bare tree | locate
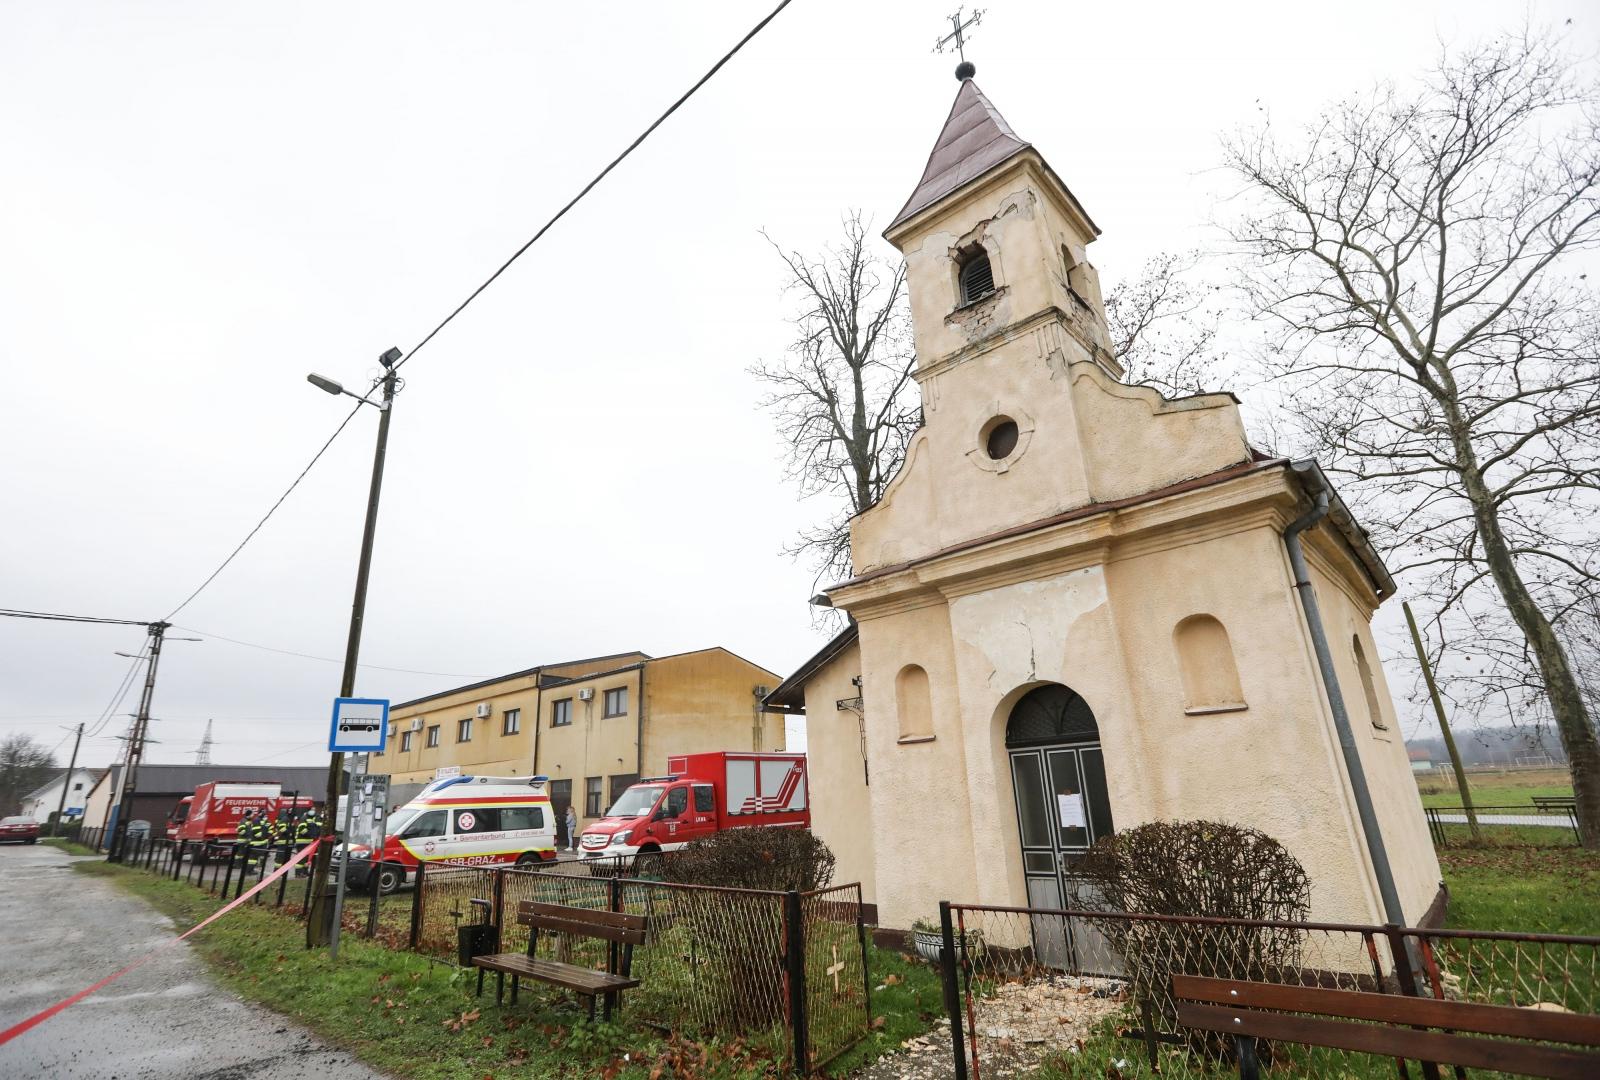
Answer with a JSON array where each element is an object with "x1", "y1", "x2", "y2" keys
[
  {"x1": 753, "y1": 213, "x2": 920, "y2": 589},
  {"x1": 1224, "y1": 28, "x2": 1600, "y2": 844},
  {"x1": 0, "y1": 733, "x2": 56, "y2": 817},
  {"x1": 1104, "y1": 251, "x2": 1225, "y2": 396}
]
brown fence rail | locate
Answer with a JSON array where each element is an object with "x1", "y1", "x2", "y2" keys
[
  {"x1": 407, "y1": 862, "x2": 871, "y2": 1074},
  {"x1": 940, "y1": 901, "x2": 1600, "y2": 1079}
]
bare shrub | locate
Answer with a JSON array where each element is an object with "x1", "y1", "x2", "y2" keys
[
  {"x1": 1070, "y1": 821, "x2": 1311, "y2": 1059},
  {"x1": 663, "y1": 827, "x2": 836, "y2": 893}
]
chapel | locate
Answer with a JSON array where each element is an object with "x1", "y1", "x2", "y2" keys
[{"x1": 763, "y1": 73, "x2": 1440, "y2": 934}]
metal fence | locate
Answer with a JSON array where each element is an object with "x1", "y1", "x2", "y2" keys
[
  {"x1": 407, "y1": 862, "x2": 871, "y2": 1074},
  {"x1": 1425, "y1": 803, "x2": 1583, "y2": 846},
  {"x1": 99, "y1": 833, "x2": 322, "y2": 913},
  {"x1": 938, "y1": 902, "x2": 1600, "y2": 1078}
]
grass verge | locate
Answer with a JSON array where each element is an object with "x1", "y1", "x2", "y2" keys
[
  {"x1": 76, "y1": 860, "x2": 936, "y2": 1078},
  {"x1": 41, "y1": 836, "x2": 98, "y2": 856}
]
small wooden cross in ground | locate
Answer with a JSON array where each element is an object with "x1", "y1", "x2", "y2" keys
[{"x1": 827, "y1": 945, "x2": 846, "y2": 992}]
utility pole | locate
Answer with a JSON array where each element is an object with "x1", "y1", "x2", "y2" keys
[
  {"x1": 50, "y1": 723, "x2": 84, "y2": 838},
  {"x1": 109, "y1": 621, "x2": 168, "y2": 861},
  {"x1": 1403, "y1": 601, "x2": 1481, "y2": 843},
  {"x1": 306, "y1": 351, "x2": 400, "y2": 949}
]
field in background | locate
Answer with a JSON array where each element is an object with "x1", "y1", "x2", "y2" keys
[{"x1": 1414, "y1": 765, "x2": 1572, "y2": 808}]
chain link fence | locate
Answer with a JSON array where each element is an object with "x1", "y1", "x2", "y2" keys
[
  {"x1": 406, "y1": 862, "x2": 870, "y2": 1073},
  {"x1": 940, "y1": 902, "x2": 1600, "y2": 1078}
]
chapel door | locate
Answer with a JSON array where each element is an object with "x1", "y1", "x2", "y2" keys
[{"x1": 1005, "y1": 685, "x2": 1115, "y2": 970}]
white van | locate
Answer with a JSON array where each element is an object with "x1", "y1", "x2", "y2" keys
[{"x1": 339, "y1": 774, "x2": 557, "y2": 893}]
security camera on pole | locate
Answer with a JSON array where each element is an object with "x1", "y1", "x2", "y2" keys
[{"x1": 305, "y1": 346, "x2": 403, "y2": 950}]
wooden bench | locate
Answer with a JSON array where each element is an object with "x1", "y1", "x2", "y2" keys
[
  {"x1": 1172, "y1": 974, "x2": 1600, "y2": 1079},
  {"x1": 472, "y1": 900, "x2": 648, "y2": 1022},
  {"x1": 1532, "y1": 795, "x2": 1577, "y2": 812}
]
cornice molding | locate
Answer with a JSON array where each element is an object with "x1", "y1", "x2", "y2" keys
[{"x1": 831, "y1": 469, "x2": 1304, "y2": 617}]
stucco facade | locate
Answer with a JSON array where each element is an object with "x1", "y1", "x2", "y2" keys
[
  {"x1": 767, "y1": 78, "x2": 1440, "y2": 934},
  {"x1": 384, "y1": 647, "x2": 781, "y2": 836}
]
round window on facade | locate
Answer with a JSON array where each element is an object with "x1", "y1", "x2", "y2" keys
[{"x1": 983, "y1": 417, "x2": 1020, "y2": 460}]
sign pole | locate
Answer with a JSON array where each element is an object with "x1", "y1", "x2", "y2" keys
[
  {"x1": 330, "y1": 753, "x2": 364, "y2": 961},
  {"x1": 366, "y1": 776, "x2": 390, "y2": 937}
]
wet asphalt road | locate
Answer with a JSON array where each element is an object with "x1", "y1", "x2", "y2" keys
[{"x1": 0, "y1": 843, "x2": 384, "y2": 1079}]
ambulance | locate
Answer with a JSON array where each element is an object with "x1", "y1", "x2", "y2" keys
[{"x1": 338, "y1": 774, "x2": 556, "y2": 894}]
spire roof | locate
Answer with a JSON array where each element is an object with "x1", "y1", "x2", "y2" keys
[{"x1": 887, "y1": 79, "x2": 1031, "y2": 232}]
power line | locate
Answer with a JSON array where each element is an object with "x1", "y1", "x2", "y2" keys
[
  {"x1": 162, "y1": 401, "x2": 364, "y2": 621},
  {"x1": 0, "y1": 608, "x2": 150, "y2": 627},
  {"x1": 172, "y1": 623, "x2": 491, "y2": 678},
  {"x1": 84, "y1": 644, "x2": 149, "y2": 740},
  {"x1": 389, "y1": 0, "x2": 796, "y2": 378}
]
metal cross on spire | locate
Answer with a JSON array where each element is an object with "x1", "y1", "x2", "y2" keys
[{"x1": 933, "y1": 7, "x2": 985, "y2": 79}]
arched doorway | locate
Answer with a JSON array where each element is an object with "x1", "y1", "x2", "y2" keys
[{"x1": 1006, "y1": 684, "x2": 1115, "y2": 911}]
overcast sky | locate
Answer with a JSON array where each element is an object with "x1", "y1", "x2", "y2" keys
[{"x1": 2, "y1": 0, "x2": 1591, "y2": 771}]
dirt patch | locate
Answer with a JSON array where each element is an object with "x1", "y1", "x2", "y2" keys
[{"x1": 852, "y1": 975, "x2": 1124, "y2": 1079}]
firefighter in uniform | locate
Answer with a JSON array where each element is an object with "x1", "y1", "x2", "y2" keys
[
  {"x1": 247, "y1": 810, "x2": 270, "y2": 868},
  {"x1": 269, "y1": 811, "x2": 290, "y2": 852}
]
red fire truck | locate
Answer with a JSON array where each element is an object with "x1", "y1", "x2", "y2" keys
[
  {"x1": 165, "y1": 781, "x2": 315, "y2": 845},
  {"x1": 577, "y1": 752, "x2": 809, "y2": 860}
]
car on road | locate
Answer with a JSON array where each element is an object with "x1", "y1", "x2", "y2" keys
[{"x1": 0, "y1": 815, "x2": 41, "y2": 844}]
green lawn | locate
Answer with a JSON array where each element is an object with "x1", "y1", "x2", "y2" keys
[
  {"x1": 1438, "y1": 844, "x2": 1600, "y2": 936},
  {"x1": 75, "y1": 860, "x2": 939, "y2": 1078}
]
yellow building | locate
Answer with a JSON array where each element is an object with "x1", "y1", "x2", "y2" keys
[
  {"x1": 380, "y1": 648, "x2": 782, "y2": 842},
  {"x1": 764, "y1": 75, "x2": 1440, "y2": 935}
]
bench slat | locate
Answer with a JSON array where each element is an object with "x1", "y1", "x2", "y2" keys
[
  {"x1": 1172, "y1": 975, "x2": 1600, "y2": 1046},
  {"x1": 1175, "y1": 1001, "x2": 1600, "y2": 1080},
  {"x1": 473, "y1": 954, "x2": 641, "y2": 994},
  {"x1": 518, "y1": 900, "x2": 647, "y2": 930},
  {"x1": 515, "y1": 900, "x2": 647, "y2": 944},
  {"x1": 516, "y1": 912, "x2": 646, "y2": 945}
]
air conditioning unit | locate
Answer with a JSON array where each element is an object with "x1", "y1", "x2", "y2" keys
[
  {"x1": 387, "y1": 722, "x2": 396, "y2": 737},
  {"x1": 754, "y1": 685, "x2": 771, "y2": 699},
  {"x1": 577, "y1": 688, "x2": 595, "y2": 701},
  {"x1": 476, "y1": 703, "x2": 492, "y2": 718},
  {"x1": 409, "y1": 718, "x2": 425, "y2": 732}
]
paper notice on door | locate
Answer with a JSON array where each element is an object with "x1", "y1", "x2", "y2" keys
[{"x1": 1057, "y1": 793, "x2": 1086, "y2": 830}]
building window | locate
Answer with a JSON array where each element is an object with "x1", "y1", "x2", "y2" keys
[
  {"x1": 401, "y1": 730, "x2": 414, "y2": 753},
  {"x1": 981, "y1": 416, "x2": 1019, "y2": 461},
  {"x1": 1174, "y1": 614, "x2": 1247, "y2": 714},
  {"x1": 958, "y1": 249, "x2": 995, "y2": 304},
  {"x1": 502, "y1": 708, "x2": 521, "y2": 736},
  {"x1": 896, "y1": 664, "x2": 934, "y2": 742},
  {"x1": 73, "y1": 782, "x2": 83, "y2": 792},
  {"x1": 457, "y1": 718, "x2": 473, "y2": 742},
  {"x1": 603, "y1": 687, "x2": 628, "y2": 718},
  {"x1": 426, "y1": 725, "x2": 441, "y2": 748},
  {"x1": 609, "y1": 774, "x2": 639, "y2": 808},
  {"x1": 551, "y1": 698, "x2": 572, "y2": 727},
  {"x1": 585, "y1": 776, "x2": 603, "y2": 817},
  {"x1": 1353, "y1": 635, "x2": 1388, "y2": 730}
]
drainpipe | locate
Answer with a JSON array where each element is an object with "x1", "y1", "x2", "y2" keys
[
  {"x1": 635, "y1": 663, "x2": 647, "y2": 780},
  {"x1": 1282, "y1": 476, "x2": 1409, "y2": 930},
  {"x1": 531, "y1": 673, "x2": 543, "y2": 776}
]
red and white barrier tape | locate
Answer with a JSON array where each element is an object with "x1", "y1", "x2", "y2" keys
[{"x1": 0, "y1": 839, "x2": 324, "y2": 1048}]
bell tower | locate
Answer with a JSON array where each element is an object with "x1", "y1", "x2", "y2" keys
[
  {"x1": 847, "y1": 72, "x2": 1251, "y2": 575},
  {"x1": 884, "y1": 74, "x2": 1116, "y2": 378}
]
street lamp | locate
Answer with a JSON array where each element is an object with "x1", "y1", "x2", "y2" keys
[{"x1": 304, "y1": 345, "x2": 403, "y2": 954}]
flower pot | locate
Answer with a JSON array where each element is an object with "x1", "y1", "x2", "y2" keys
[{"x1": 913, "y1": 930, "x2": 944, "y2": 963}]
